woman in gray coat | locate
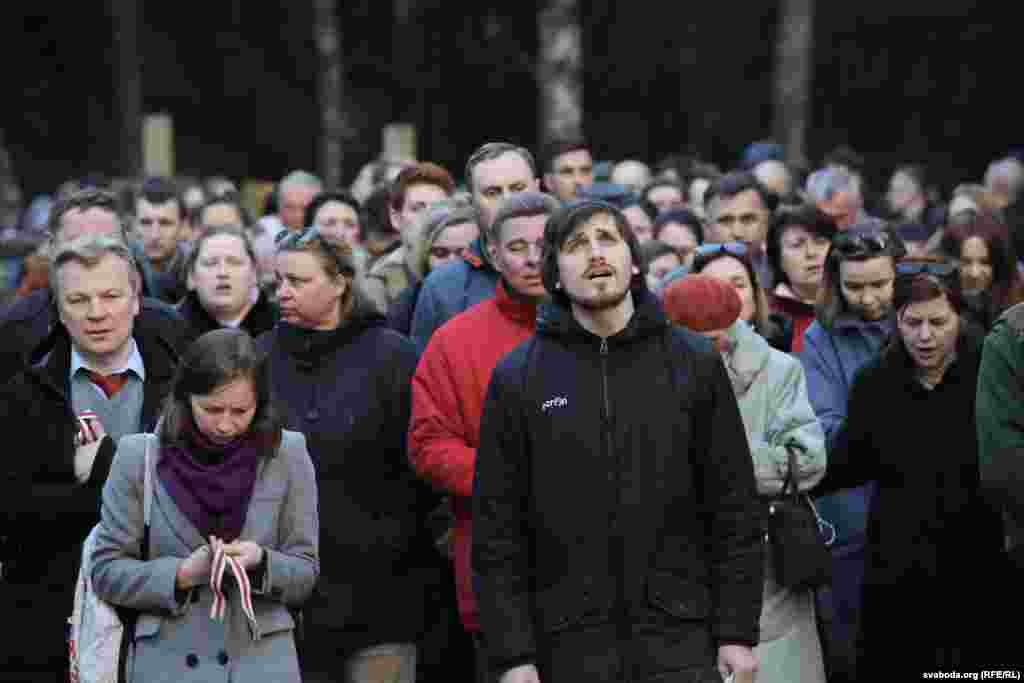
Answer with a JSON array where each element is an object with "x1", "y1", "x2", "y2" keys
[
  {"x1": 664, "y1": 274, "x2": 828, "y2": 683},
  {"x1": 90, "y1": 328, "x2": 319, "y2": 682}
]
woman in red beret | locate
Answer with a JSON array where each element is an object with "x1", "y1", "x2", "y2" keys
[{"x1": 663, "y1": 274, "x2": 828, "y2": 683}]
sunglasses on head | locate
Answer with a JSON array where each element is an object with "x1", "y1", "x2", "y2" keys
[
  {"x1": 275, "y1": 225, "x2": 322, "y2": 248},
  {"x1": 694, "y1": 242, "x2": 748, "y2": 259},
  {"x1": 895, "y1": 260, "x2": 956, "y2": 277},
  {"x1": 832, "y1": 230, "x2": 889, "y2": 256}
]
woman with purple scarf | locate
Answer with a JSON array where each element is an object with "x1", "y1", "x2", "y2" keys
[{"x1": 90, "y1": 328, "x2": 319, "y2": 682}]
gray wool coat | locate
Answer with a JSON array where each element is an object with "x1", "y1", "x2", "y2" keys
[{"x1": 90, "y1": 430, "x2": 319, "y2": 683}]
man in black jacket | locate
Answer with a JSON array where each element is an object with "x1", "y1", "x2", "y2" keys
[
  {"x1": 0, "y1": 188, "x2": 193, "y2": 384},
  {"x1": 472, "y1": 200, "x2": 764, "y2": 682},
  {"x1": 0, "y1": 235, "x2": 180, "y2": 676}
]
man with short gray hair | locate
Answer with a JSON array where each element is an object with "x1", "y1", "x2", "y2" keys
[
  {"x1": 611, "y1": 159, "x2": 652, "y2": 195},
  {"x1": 984, "y1": 157, "x2": 1024, "y2": 210},
  {"x1": 805, "y1": 167, "x2": 869, "y2": 230},
  {"x1": 0, "y1": 234, "x2": 180, "y2": 677},
  {"x1": 410, "y1": 142, "x2": 541, "y2": 351},
  {"x1": 0, "y1": 189, "x2": 192, "y2": 384},
  {"x1": 278, "y1": 170, "x2": 324, "y2": 234}
]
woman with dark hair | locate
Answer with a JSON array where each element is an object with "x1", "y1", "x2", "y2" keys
[
  {"x1": 90, "y1": 328, "x2": 319, "y2": 682},
  {"x1": 815, "y1": 260, "x2": 1003, "y2": 676},
  {"x1": 766, "y1": 204, "x2": 837, "y2": 352},
  {"x1": 652, "y1": 207, "x2": 703, "y2": 267},
  {"x1": 177, "y1": 225, "x2": 278, "y2": 338},
  {"x1": 798, "y1": 222, "x2": 905, "y2": 683},
  {"x1": 691, "y1": 242, "x2": 792, "y2": 351},
  {"x1": 305, "y1": 190, "x2": 369, "y2": 273},
  {"x1": 639, "y1": 239, "x2": 683, "y2": 292},
  {"x1": 258, "y1": 228, "x2": 429, "y2": 680},
  {"x1": 939, "y1": 211, "x2": 1024, "y2": 329}
]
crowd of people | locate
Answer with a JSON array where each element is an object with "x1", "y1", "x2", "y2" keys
[{"x1": 1, "y1": 137, "x2": 1024, "y2": 682}]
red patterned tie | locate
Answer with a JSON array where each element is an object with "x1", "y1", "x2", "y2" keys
[{"x1": 86, "y1": 371, "x2": 127, "y2": 398}]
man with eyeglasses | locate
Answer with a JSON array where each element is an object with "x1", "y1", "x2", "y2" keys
[
  {"x1": 703, "y1": 172, "x2": 776, "y2": 287},
  {"x1": 409, "y1": 191, "x2": 560, "y2": 681},
  {"x1": 410, "y1": 142, "x2": 541, "y2": 352},
  {"x1": 364, "y1": 162, "x2": 455, "y2": 313}
]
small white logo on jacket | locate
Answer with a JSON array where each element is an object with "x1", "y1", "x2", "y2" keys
[{"x1": 541, "y1": 396, "x2": 568, "y2": 412}]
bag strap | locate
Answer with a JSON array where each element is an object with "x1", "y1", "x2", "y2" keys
[
  {"x1": 141, "y1": 434, "x2": 155, "y2": 560},
  {"x1": 781, "y1": 444, "x2": 799, "y2": 499}
]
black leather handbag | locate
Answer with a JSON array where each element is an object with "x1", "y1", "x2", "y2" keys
[{"x1": 766, "y1": 445, "x2": 833, "y2": 590}]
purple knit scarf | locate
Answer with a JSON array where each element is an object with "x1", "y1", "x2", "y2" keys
[{"x1": 156, "y1": 420, "x2": 262, "y2": 542}]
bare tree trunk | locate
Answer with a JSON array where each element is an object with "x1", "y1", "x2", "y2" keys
[
  {"x1": 315, "y1": 0, "x2": 345, "y2": 187},
  {"x1": 0, "y1": 129, "x2": 21, "y2": 230},
  {"x1": 773, "y1": 0, "x2": 815, "y2": 169},
  {"x1": 110, "y1": 0, "x2": 142, "y2": 178},
  {"x1": 538, "y1": 0, "x2": 583, "y2": 147}
]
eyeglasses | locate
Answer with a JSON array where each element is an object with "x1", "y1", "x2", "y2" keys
[
  {"x1": 832, "y1": 230, "x2": 889, "y2": 256},
  {"x1": 895, "y1": 260, "x2": 956, "y2": 277},
  {"x1": 429, "y1": 245, "x2": 471, "y2": 261},
  {"x1": 275, "y1": 225, "x2": 321, "y2": 248},
  {"x1": 694, "y1": 242, "x2": 748, "y2": 259}
]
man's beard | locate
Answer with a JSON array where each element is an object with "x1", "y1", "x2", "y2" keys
[{"x1": 568, "y1": 285, "x2": 630, "y2": 312}]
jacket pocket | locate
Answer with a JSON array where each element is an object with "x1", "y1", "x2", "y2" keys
[
  {"x1": 256, "y1": 606, "x2": 295, "y2": 637},
  {"x1": 646, "y1": 571, "x2": 711, "y2": 620},
  {"x1": 534, "y1": 578, "x2": 612, "y2": 633},
  {"x1": 133, "y1": 612, "x2": 161, "y2": 640}
]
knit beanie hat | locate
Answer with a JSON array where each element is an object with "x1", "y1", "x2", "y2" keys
[{"x1": 662, "y1": 274, "x2": 742, "y2": 332}]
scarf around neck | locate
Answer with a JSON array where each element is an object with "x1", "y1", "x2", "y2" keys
[{"x1": 157, "y1": 419, "x2": 263, "y2": 541}]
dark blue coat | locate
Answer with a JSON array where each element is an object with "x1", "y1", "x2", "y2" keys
[{"x1": 257, "y1": 310, "x2": 431, "y2": 649}]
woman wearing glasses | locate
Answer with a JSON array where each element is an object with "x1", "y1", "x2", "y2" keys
[
  {"x1": 387, "y1": 199, "x2": 479, "y2": 337},
  {"x1": 257, "y1": 229, "x2": 430, "y2": 681},
  {"x1": 177, "y1": 225, "x2": 278, "y2": 338},
  {"x1": 813, "y1": 259, "x2": 1003, "y2": 676},
  {"x1": 939, "y1": 211, "x2": 1024, "y2": 330},
  {"x1": 766, "y1": 204, "x2": 837, "y2": 353},
  {"x1": 690, "y1": 241, "x2": 792, "y2": 351},
  {"x1": 797, "y1": 223, "x2": 903, "y2": 683}
]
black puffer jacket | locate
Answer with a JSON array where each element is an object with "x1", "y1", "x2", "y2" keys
[
  {"x1": 257, "y1": 310, "x2": 432, "y2": 649},
  {"x1": 472, "y1": 286, "x2": 764, "y2": 679}
]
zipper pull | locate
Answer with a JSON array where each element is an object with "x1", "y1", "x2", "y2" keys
[{"x1": 600, "y1": 338, "x2": 608, "y2": 355}]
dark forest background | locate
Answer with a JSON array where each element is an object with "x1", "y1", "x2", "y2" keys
[{"x1": 2, "y1": 2, "x2": 1015, "y2": 200}]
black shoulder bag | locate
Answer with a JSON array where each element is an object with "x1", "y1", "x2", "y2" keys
[{"x1": 766, "y1": 444, "x2": 833, "y2": 590}]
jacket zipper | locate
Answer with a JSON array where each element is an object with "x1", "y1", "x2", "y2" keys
[{"x1": 601, "y1": 337, "x2": 630, "y2": 682}]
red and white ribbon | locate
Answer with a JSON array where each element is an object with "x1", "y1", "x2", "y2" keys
[{"x1": 209, "y1": 545, "x2": 262, "y2": 641}]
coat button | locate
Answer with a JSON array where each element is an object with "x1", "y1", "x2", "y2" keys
[
  {"x1": 186, "y1": 653, "x2": 199, "y2": 668},
  {"x1": 305, "y1": 409, "x2": 320, "y2": 421},
  {"x1": 217, "y1": 650, "x2": 229, "y2": 666}
]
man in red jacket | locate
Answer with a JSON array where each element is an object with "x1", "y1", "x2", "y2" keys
[{"x1": 408, "y1": 191, "x2": 560, "y2": 677}]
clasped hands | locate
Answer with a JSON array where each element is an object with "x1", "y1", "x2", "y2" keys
[{"x1": 175, "y1": 535, "x2": 264, "y2": 591}]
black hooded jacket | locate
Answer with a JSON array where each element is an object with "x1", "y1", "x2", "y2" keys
[{"x1": 472, "y1": 285, "x2": 764, "y2": 676}]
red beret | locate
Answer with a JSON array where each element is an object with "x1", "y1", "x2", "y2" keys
[{"x1": 662, "y1": 274, "x2": 742, "y2": 332}]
